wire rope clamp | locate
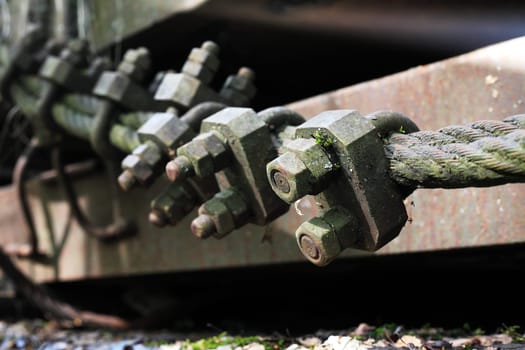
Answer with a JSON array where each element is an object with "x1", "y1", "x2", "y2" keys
[{"x1": 267, "y1": 110, "x2": 411, "y2": 266}]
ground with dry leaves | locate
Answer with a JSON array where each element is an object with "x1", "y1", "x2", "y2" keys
[{"x1": 1, "y1": 320, "x2": 524, "y2": 350}]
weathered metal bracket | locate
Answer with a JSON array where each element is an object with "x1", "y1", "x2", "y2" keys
[
  {"x1": 267, "y1": 110, "x2": 419, "y2": 266},
  {"x1": 118, "y1": 41, "x2": 256, "y2": 192},
  {"x1": 165, "y1": 107, "x2": 304, "y2": 239}
]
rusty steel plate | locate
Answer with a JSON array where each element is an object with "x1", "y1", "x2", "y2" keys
[
  {"x1": 1, "y1": 37, "x2": 524, "y2": 282},
  {"x1": 285, "y1": 36, "x2": 525, "y2": 256}
]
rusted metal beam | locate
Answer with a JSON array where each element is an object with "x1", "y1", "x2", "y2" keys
[
  {"x1": 284, "y1": 36, "x2": 525, "y2": 255},
  {"x1": 1, "y1": 37, "x2": 524, "y2": 282}
]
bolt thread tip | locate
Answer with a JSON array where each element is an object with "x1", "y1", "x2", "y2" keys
[
  {"x1": 118, "y1": 170, "x2": 136, "y2": 191},
  {"x1": 202, "y1": 41, "x2": 220, "y2": 55},
  {"x1": 238, "y1": 67, "x2": 255, "y2": 81},
  {"x1": 149, "y1": 209, "x2": 168, "y2": 227},
  {"x1": 165, "y1": 156, "x2": 193, "y2": 183},
  {"x1": 191, "y1": 215, "x2": 216, "y2": 239},
  {"x1": 299, "y1": 235, "x2": 321, "y2": 261}
]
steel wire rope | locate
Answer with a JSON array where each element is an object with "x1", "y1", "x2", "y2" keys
[{"x1": 384, "y1": 114, "x2": 525, "y2": 188}]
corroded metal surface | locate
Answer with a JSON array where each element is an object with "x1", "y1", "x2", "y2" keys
[
  {"x1": 1, "y1": 37, "x2": 524, "y2": 282},
  {"x1": 0, "y1": 186, "x2": 26, "y2": 247},
  {"x1": 69, "y1": 1, "x2": 208, "y2": 52},
  {"x1": 284, "y1": 36, "x2": 525, "y2": 256}
]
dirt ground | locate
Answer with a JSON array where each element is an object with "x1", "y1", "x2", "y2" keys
[{"x1": 1, "y1": 319, "x2": 524, "y2": 350}]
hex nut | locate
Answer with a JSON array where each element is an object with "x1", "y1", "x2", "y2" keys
[
  {"x1": 222, "y1": 74, "x2": 256, "y2": 97},
  {"x1": 220, "y1": 88, "x2": 250, "y2": 107},
  {"x1": 93, "y1": 71, "x2": 130, "y2": 101},
  {"x1": 60, "y1": 40, "x2": 87, "y2": 66},
  {"x1": 201, "y1": 107, "x2": 264, "y2": 140},
  {"x1": 138, "y1": 112, "x2": 194, "y2": 152},
  {"x1": 220, "y1": 74, "x2": 256, "y2": 105},
  {"x1": 121, "y1": 154, "x2": 153, "y2": 184},
  {"x1": 154, "y1": 72, "x2": 204, "y2": 108},
  {"x1": 266, "y1": 151, "x2": 312, "y2": 203},
  {"x1": 182, "y1": 60, "x2": 215, "y2": 85},
  {"x1": 118, "y1": 60, "x2": 147, "y2": 82},
  {"x1": 295, "y1": 216, "x2": 342, "y2": 266},
  {"x1": 132, "y1": 141, "x2": 162, "y2": 166},
  {"x1": 198, "y1": 196, "x2": 235, "y2": 237},
  {"x1": 118, "y1": 47, "x2": 151, "y2": 82},
  {"x1": 151, "y1": 184, "x2": 197, "y2": 225},
  {"x1": 193, "y1": 131, "x2": 229, "y2": 170},
  {"x1": 215, "y1": 188, "x2": 249, "y2": 226},
  {"x1": 151, "y1": 192, "x2": 175, "y2": 217},
  {"x1": 322, "y1": 207, "x2": 358, "y2": 248},
  {"x1": 177, "y1": 139, "x2": 214, "y2": 178},
  {"x1": 39, "y1": 56, "x2": 72, "y2": 84},
  {"x1": 66, "y1": 39, "x2": 88, "y2": 55},
  {"x1": 187, "y1": 46, "x2": 220, "y2": 71},
  {"x1": 87, "y1": 57, "x2": 111, "y2": 79},
  {"x1": 285, "y1": 138, "x2": 335, "y2": 186},
  {"x1": 122, "y1": 47, "x2": 151, "y2": 70}
]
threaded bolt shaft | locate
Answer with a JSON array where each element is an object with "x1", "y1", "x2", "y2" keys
[
  {"x1": 148, "y1": 209, "x2": 168, "y2": 227},
  {"x1": 118, "y1": 169, "x2": 136, "y2": 191},
  {"x1": 191, "y1": 214, "x2": 217, "y2": 239},
  {"x1": 238, "y1": 67, "x2": 255, "y2": 81},
  {"x1": 165, "y1": 156, "x2": 194, "y2": 183},
  {"x1": 202, "y1": 41, "x2": 219, "y2": 56}
]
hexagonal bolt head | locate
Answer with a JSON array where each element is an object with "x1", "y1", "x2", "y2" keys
[
  {"x1": 266, "y1": 138, "x2": 335, "y2": 203},
  {"x1": 295, "y1": 208, "x2": 356, "y2": 266},
  {"x1": 119, "y1": 154, "x2": 153, "y2": 189},
  {"x1": 138, "y1": 112, "x2": 193, "y2": 153}
]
